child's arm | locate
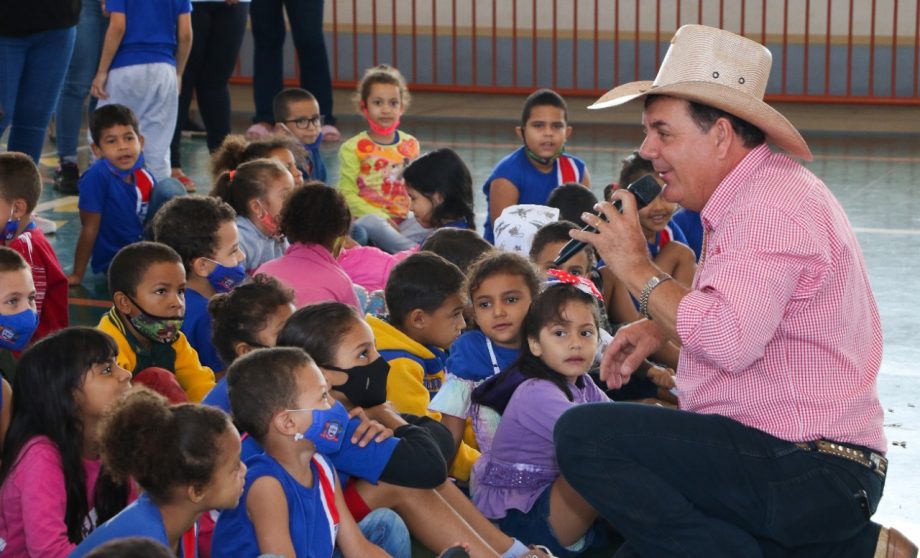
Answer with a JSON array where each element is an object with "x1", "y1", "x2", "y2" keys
[
  {"x1": 68, "y1": 211, "x2": 101, "y2": 285},
  {"x1": 172, "y1": 334, "x2": 216, "y2": 403},
  {"x1": 655, "y1": 241, "x2": 697, "y2": 288},
  {"x1": 332, "y1": 475, "x2": 391, "y2": 558},
  {"x1": 175, "y1": 13, "x2": 192, "y2": 90},
  {"x1": 487, "y1": 178, "x2": 519, "y2": 227},
  {"x1": 438, "y1": 414, "x2": 466, "y2": 453},
  {"x1": 247, "y1": 476, "x2": 297, "y2": 558},
  {"x1": 90, "y1": 12, "x2": 126, "y2": 99},
  {"x1": 0, "y1": 378, "x2": 11, "y2": 453},
  {"x1": 581, "y1": 167, "x2": 592, "y2": 188}
]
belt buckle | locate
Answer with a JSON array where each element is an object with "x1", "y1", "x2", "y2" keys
[{"x1": 870, "y1": 452, "x2": 888, "y2": 479}]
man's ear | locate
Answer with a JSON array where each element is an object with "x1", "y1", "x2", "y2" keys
[
  {"x1": 713, "y1": 117, "x2": 734, "y2": 157},
  {"x1": 112, "y1": 291, "x2": 134, "y2": 314}
]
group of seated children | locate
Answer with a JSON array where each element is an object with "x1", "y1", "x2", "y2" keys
[{"x1": 0, "y1": 59, "x2": 700, "y2": 557}]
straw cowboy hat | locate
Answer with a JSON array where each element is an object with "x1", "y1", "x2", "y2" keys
[{"x1": 590, "y1": 24, "x2": 813, "y2": 161}]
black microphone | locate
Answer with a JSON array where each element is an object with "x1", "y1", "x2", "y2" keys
[{"x1": 553, "y1": 174, "x2": 663, "y2": 266}]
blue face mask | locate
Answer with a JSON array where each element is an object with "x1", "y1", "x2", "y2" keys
[
  {"x1": 102, "y1": 152, "x2": 146, "y2": 181},
  {"x1": 0, "y1": 307, "x2": 39, "y2": 351},
  {"x1": 205, "y1": 259, "x2": 246, "y2": 293},
  {"x1": 293, "y1": 401, "x2": 350, "y2": 454}
]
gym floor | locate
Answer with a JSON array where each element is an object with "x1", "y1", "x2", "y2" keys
[{"x1": 21, "y1": 87, "x2": 920, "y2": 544}]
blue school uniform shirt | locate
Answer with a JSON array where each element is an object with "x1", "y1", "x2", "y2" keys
[
  {"x1": 482, "y1": 147, "x2": 587, "y2": 243},
  {"x1": 202, "y1": 381, "x2": 398, "y2": 485},
  {"x1": 446, "y1": 330, "x2": 520, "y2": 381},
  {"x1": 212, "y1": 453, "x2": 339, "y2": 558},
  {"x1": 107, "y1": 0, "x2": 192, "y2": 69},
  {"x1": 69, "y1": 493, "x2": 197, "y2": 557},
  {"x1": 78, "y1": 159, "x2": 149, "y2": 274},
  {"x1": 180, "y1": 289, "x2": 223, "y2": 372},
  {"x1": 671, "y1": 208, "x2": 703, "y2": 261}
]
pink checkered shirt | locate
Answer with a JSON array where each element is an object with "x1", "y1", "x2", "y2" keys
[{"x1": 675, "y1": 145, "x2": 886, "y2": 453}]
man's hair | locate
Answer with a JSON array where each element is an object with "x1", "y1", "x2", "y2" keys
[
  {"x1": 273, "y1": 87, "x2": 318, "y2": 123},
  {"x1": 385, "y1": 251, "x2": 465, "y2": 327},
  {"x1": 645, "y1": 95, "x2": 765, "y2": 148},
  {"x1": 90, "y1": 104, "x2": 141, "y2": 145},
  {"x1": 227, "y1": 347, "x2": 313, "y2": 442},
  {"x1": 108, "y1": 241, "x2": 183, "y2": 298},
  {"x1": 153, "y1": 196, "x2": 237, "y2": 273},
  {"x1": 0, "y1": 152, "x2": 41, "y2": 212},
  {"x1": 521, "y1": 88, "x2": 568, "y2": 127}
]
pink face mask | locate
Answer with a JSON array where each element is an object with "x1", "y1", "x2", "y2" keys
[
  {"x1": 361, "y1": 106, "x2": 400, "y2": 136},
  {"x1": 256, "y1": 201, "x2": 281, "y2": 237}
]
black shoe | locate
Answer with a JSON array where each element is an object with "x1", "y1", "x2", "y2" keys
[{"x1": 53, "y1": 162, "x2": 80, "y2": 195}]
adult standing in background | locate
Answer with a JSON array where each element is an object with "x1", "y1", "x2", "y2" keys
[
  {"x1": 52, "y1": 0, "x2": 108, "y2": 195},
  {"x1": 168, "y1": 0, "x2": 251, "y2": 192},
  {"x1": 555, "y1": 25, "x2": 917, "y2": 558},
  {"x1": 245, "y1": 0, "x2": 341, "y2": 142},
  {"x1": 0, "y1": 0, "x2": 78, "y2": 164}
]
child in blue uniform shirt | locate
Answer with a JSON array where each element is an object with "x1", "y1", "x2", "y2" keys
[
  {"x1": 70, "y1": 389, "x2": 246, "y2": 557},
  {"x1": 482, "y1": 89, "x2": 591, "y2": 243},
  {"x1": 273, "y1": 87, "x2": 327, "y2": 182},
  {"x1": 212, "y1": 347, "x2": 408, "y2": 557},
  {"x1": 68, "y1": 104, "x2": 185, "y2": 285},
  {"x1": 153, "y1": 196, "x2": 247, "y2": 374}
]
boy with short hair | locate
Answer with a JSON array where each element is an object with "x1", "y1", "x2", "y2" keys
[
  {"x1": 367, "y1": 251, "x2": 480, "y2": 480},
  {"x1": 153, "y1": 196, "x2": 245, "y2": 373},
  {"x1": 272, "y1": 87, "x2": 326, "y2": 182},
  {"x1": 98, "y1": 241, "x2": 216, "y2": 402},
  {"x1": 90, "y1": 0, "x2": 192, "y2": 181},
  {"x1": 68, "y1": 105, "x2": 185, "y2": 285},
  {"x1": 0, "y1": 153, "x2": 69, "y2": 342}
]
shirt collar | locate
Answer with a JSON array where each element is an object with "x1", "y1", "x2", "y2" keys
[{"x1": 699, "y1": 144, "x2": 772, "y2": 232}]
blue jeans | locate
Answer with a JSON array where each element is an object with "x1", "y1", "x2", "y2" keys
[
  {"x1": 249, "y1": 0, "x2": 335, "y2": 124},
  {"x1": 555, "y1": 403, "x2": 884, "y2": 558},
  {"x1": 0, "y1": 27, "x2": 76, "y2": 162},
  {"x1": 55, "y1": 0, "x2": 107, "y2": 161},
  {"x1": 332, "y1": 508, "x2": 410, "y2": 558}
]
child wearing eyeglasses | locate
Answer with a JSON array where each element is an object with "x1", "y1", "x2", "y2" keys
[{"x1": 272, "y1": 87, "x2": 327, "y2": 182}]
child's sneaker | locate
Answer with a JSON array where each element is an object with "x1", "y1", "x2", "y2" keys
[
  {"x1": 321, "y1": 123, "x2": 342, "y2": 142},
  {"x1": 245, "y1": 122, "x2": 273, "y2": 140},
  {"x1": 53, "y1": 161, "x2": 80, "y2": 195},
  {"x1": 33, "y1": 215, "x2": 58, "y2": 235}
]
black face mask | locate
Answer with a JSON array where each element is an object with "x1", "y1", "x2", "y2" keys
[{"x1": 327, "y1": 356, "x2": 391, "y2": 408}]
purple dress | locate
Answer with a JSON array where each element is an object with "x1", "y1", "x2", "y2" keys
[{"x1": 472, "y1": 376, "x2": 608, "y2": 519}]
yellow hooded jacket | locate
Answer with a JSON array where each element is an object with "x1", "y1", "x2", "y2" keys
[
  {"x1": 367, "y1": 315, "x2": 480, "y2": 481},
  {"x1": 98, "y1": 309, "x2": 216, "y2": 403}
]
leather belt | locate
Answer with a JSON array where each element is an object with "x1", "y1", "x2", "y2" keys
[{"x1": 795, "y1": 440, "x2": 887, "y2": 479}]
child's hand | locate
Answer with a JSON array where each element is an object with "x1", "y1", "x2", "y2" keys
[
  {"x1": 66, "y1": 273, "x2": 83, "y2": 287},
  {"x1": 646, "y1": 364, "x2": 676, "y2": 389},
  {"x1": 91, "y1": 72, "x2": 109, "y2": 99},
  {"x1": 348, "y1": 406, "x2": 393, "y2": 446}
]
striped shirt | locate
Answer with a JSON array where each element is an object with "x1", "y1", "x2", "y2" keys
[{"x1": 675, "y1": 145, "x2": 886, "y2": 453}]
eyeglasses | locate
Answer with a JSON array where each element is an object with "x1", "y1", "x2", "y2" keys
[{"x1": 283, "y1": 115, "x2": 324, "y2": 129}]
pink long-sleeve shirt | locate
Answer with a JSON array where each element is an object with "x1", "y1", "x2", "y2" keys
[
  {"x1": 1, "y1": 437, "x2": 103, "y2": 557},
  {"x1": 674, "y1": 145, "x2": 886, "y2": 453},
  {"x1": 256, "y1": 242, "x2": 361, "y2": 310}
]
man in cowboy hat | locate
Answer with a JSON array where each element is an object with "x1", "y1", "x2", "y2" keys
[{"x1": 554, "y1": 25, "x2": 917, "y2": 557}]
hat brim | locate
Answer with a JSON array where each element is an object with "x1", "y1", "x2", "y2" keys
[{"x1": 589, "y1": 80, "x2": 813, "y2": 161}]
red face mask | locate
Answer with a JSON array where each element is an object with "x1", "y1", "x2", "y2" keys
[{"x1": 361, "y1": 106, "x2": 400, "y2": 136}]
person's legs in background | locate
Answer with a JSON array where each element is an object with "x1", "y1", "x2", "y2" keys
[
  {"x1": 284, "y1": 0, "x2": 340, "y2": 141},
  {"x1": 0, "y1": 27, "x2": 76, "y2": 163},
  {"x1": 54, "y1": 0, "x2": 106, "y2": 193},
  {"x1": 248, "y1": 0, "x2": 286, "y2": 137}
]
